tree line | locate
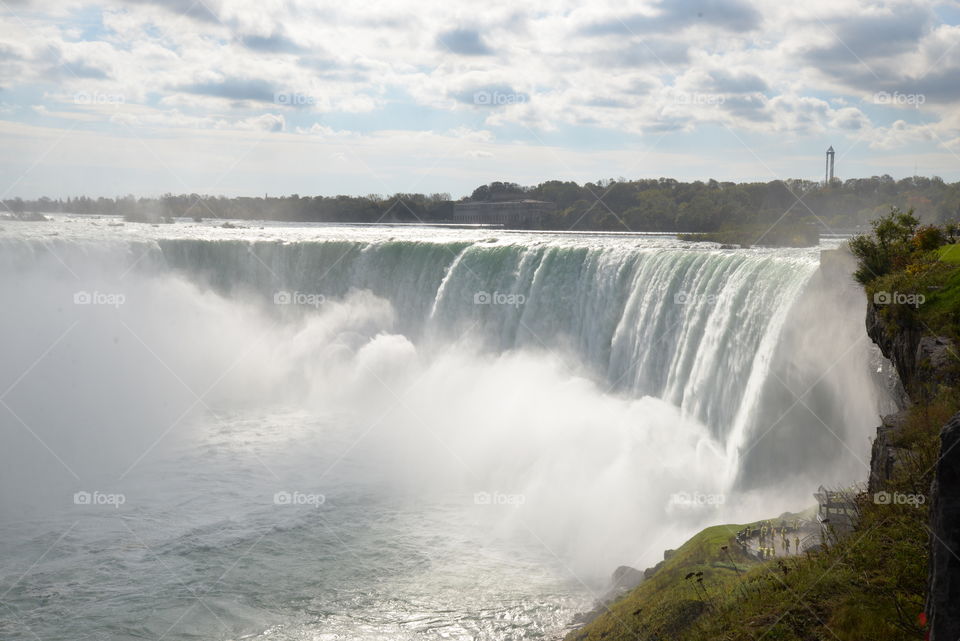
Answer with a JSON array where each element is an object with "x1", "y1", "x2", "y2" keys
[{"x1": 4, "y1": 175, "x2": 959, "y2": 232}]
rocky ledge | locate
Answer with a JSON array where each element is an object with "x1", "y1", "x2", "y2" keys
[{"x1": 865, "y1": 302, "x2": 959, "y2": 393}]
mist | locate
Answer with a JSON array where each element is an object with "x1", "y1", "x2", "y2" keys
[{"x1": 0, "y1": 232, "x2": 891, "y2": 593}]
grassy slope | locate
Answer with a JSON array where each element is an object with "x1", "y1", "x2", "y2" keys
[
  {"x1": 569, "y1": 486, "x2": 933, "y2": 641},
  {"x1": 868, "y1": 243, "x2": 960, "y2": 339},
  {"x1": 568, "y1": 392, "x2": 949, "y2": 641},
  {"x1": 566, "y1": 522, "x2": 757, "y2": 641}
]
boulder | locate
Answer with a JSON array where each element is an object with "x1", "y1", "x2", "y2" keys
[
  {"x1": 868, "y1": 410, "x2": 910, "y2": 494},
  {"x1": 610, "y1": 565, "x2": 644, "y2": 593}
]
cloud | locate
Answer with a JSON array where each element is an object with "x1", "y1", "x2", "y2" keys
[
  {"x1": 580, "y1": 0, "x2": 761, "y2": 36},
  {"x1": 239, "y1": 32, "x2": 304, "y2": 54},
  {"x1": 581, "y1": 97, "x2": 632, "y2": 108},
  {"x1": 297, "y1": 55, "x2": 343, "y2": 72},
  {"x1": 106, "y1": 106, "x2": 285, "y2": 133},
  {"x1": 0, "y1": 42, "x2": 23, "y2": 60},
  {"x1": 703, "y1": 68, "x2": 768, "y2": 94},
  {"x1": 59, "y1": 59, "x2": 110, "y2": 79},
  {"x1": 121, "y1": 0, "x2": 221, "y2": 23},
  {"x1": 829, "y1": 107, "x2": 868, "y2": 130},
  {"x1": 911, "y1": 69, "x2": 960, "y2": 103},
  {"x1": 235, "y1": 113, "x2": 284, "y2": 132},
  {"x1": 590, "y1": 40, "x2": 690, "y2": 68},
  {"x1": 437, "y1": 28, "x2": 493, "y2": 55},
  {"x1": 450, "y1": 84, "x2": 529, "y2": 108},
  {"x1": 3, "y1": 0, "x2": 960, "y2": 197},
  {"x1": 720, "y1": 94, "x2": 772, "y2": 122},
  {"x1": 176, "y1": 77, "x2": 278, "y2": 103},
  {"x1": 802, "y1": 5, "x2": 932, "y2": 65},
  {"x1": 297, "y1": 123, "x2": 355, "y2": 137}
]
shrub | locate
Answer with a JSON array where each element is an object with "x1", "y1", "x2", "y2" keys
[{"x1": 913, "y1": 225, "x2": 947, "y2": 251}]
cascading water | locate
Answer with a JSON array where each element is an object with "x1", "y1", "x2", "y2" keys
[
  {"x1": 0, "y1": 217, "x2": 895, "y2": 641},
  {"x1": 146, "y1": 236, "x2": 819, "y2": 441}
]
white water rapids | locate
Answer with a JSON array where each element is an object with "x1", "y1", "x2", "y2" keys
[{"x1": 0, "y1": 217, "x2": 897, "y2": 640}]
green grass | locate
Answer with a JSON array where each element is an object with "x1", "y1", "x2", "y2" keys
[
  {"x1": 936, "y1": 243, "x2": 960, "y2": 264},
  {"x1": 567, "y1": 512, "x2": 813, "y2": 641},
  {"x1": 917, "y1": 270, "x2": 960, "y2": 335},
  {"x1": 864, "y1": 243, "x2": 960, "y2": 341},
  {"x1": 566, "y1": 396, "x2": 946, "y2": 641},
  {"x1": 565, "y1": 522, "x2": 756, "y2": 641}
]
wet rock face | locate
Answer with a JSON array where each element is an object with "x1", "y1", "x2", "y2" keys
[
  {"x1": 917, "y1": 336, "x2": 960, "y2": 386},
  {"x1": 865, "y1": 303, "x2": 959, "y2": 393},
  {"x1": 868, "y1": 410, "x2": 910, "y2": 494},
  {"x1": 927, "y1": 413, "x2": 960, "y2": 641},
  {"x1": 865, "y1": 302, "x2": 919, "y2": 388}
]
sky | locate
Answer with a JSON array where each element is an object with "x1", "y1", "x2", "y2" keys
[{"x1": 0, "y1": 0, "x2": 959, "y2": 199}]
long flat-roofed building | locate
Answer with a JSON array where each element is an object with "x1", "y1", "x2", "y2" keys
[{"x1": 453, "y1": 199, "x2": 556, "y2": 227}]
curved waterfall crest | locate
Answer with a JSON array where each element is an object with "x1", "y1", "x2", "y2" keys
[{"x1": 2, "y1": 232, "x2": 823, "y2": 458}]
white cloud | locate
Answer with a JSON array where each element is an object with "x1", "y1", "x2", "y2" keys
[{"x1": 1, "y1": 0, "x2": 959, "y2": 194}]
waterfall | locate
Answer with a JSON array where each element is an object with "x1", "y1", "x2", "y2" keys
[
  {"x1": 0, "y1": 230, "x2": 873, "y2": 478},
  {"x1": 0, "y1": 223, "x2": 895, "y2": 621}
]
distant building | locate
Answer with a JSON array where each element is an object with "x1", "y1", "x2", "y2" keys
[
  {"x1": 453, "y1": 199, "x2": 556, "y2": 227},
  {"x1": 825, "y1": 146, "x2": 835, "y2": 183}
]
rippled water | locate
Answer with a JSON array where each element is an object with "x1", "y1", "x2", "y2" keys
[{"x1": 0, "y1": 408, "x2": 590, "y2": 641}]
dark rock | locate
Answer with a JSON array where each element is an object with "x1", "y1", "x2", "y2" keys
[
  {"x1": 643, "y1": 560, "x2": 666, "y2": 579},
  {"x1": 610, "y1": 565, "x2": 644, "y2": 593},
  {"x1": 566, "y1": 566, "x2": 646, "y2": 631},
  {"x1": 927, "y1": 412, "x2": 960, "y2": 641},
  {"x1": 866, "y1": 302, "x2": 923, "y2": 390},
  {"x1": 917, "y1": 336, "x2": 960, "y2": 385},
  {"x1": 868, "y1": 410, "x2": 910, "y2": 494},
  {"x1": 865, "y1": 303, "x2": 960, "y2": 393}
]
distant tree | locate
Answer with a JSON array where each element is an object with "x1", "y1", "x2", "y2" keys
[{"x1": 849, "y1": 207, "x2": 920, "y2": 284}]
